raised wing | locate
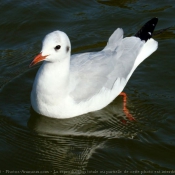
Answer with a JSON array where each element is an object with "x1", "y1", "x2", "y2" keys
[{"x1": 69, "y1": 28, "x2": 145, "y2": 102}]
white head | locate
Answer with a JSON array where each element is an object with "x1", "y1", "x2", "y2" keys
[{"x1": 30, "y1": 30, "x2": 71, "y2": 67}]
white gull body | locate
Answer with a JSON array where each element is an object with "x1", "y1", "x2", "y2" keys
[{"x1": 31, "y1": 22, "x2": 158, "y2": 118}]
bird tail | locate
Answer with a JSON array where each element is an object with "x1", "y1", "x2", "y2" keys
[{"x1": 133, "y1": 18, "x2": 159, "y2": 69}]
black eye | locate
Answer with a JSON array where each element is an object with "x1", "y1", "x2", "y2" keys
[{"x1": 54, "y1": 45, "x2": 61, "y2": 50}]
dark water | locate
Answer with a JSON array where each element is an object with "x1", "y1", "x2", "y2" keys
[{"x1": 0, "y1": 0, "x2": 175, "y2": 175}]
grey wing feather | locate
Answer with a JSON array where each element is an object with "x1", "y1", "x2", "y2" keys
[
  {"x1": 69, "y1": 28, "x2": 144, "y2": 102},
  {"x1": 103, "y1": 28, "x2": 123, "y2": 51}
]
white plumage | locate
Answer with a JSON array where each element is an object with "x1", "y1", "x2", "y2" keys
[{"x1": 30, "y1": 21, "x2": 158, "y2": 118}]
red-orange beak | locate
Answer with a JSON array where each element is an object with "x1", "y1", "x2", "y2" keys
[{"x1": 29, "y1": 53, "x2": 48, "y2": 67}]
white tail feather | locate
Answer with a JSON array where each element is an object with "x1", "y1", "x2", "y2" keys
[
  {"x1": 126, "y1": 38, "x2": 158, "y2": 82},
  {"x1": 134, "y1": 38, "x2": 158, "y2": 68}
]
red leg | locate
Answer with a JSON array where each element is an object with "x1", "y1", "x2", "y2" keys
[{"x1": 119, "y1": 92, "x2": 135, "y2": 121}]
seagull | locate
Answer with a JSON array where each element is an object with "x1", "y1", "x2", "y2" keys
[{"x1": 30, "y1": 18, "x2": 158, "y2": 119}]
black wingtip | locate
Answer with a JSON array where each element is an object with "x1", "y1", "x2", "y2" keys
[{"x1": 135, "y1": 17, "x2": 158, "y2": 42}]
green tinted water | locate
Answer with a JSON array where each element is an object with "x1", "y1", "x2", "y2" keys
[{"x1": 0, "y1": 0, "x2": 175, "y2": 174}]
